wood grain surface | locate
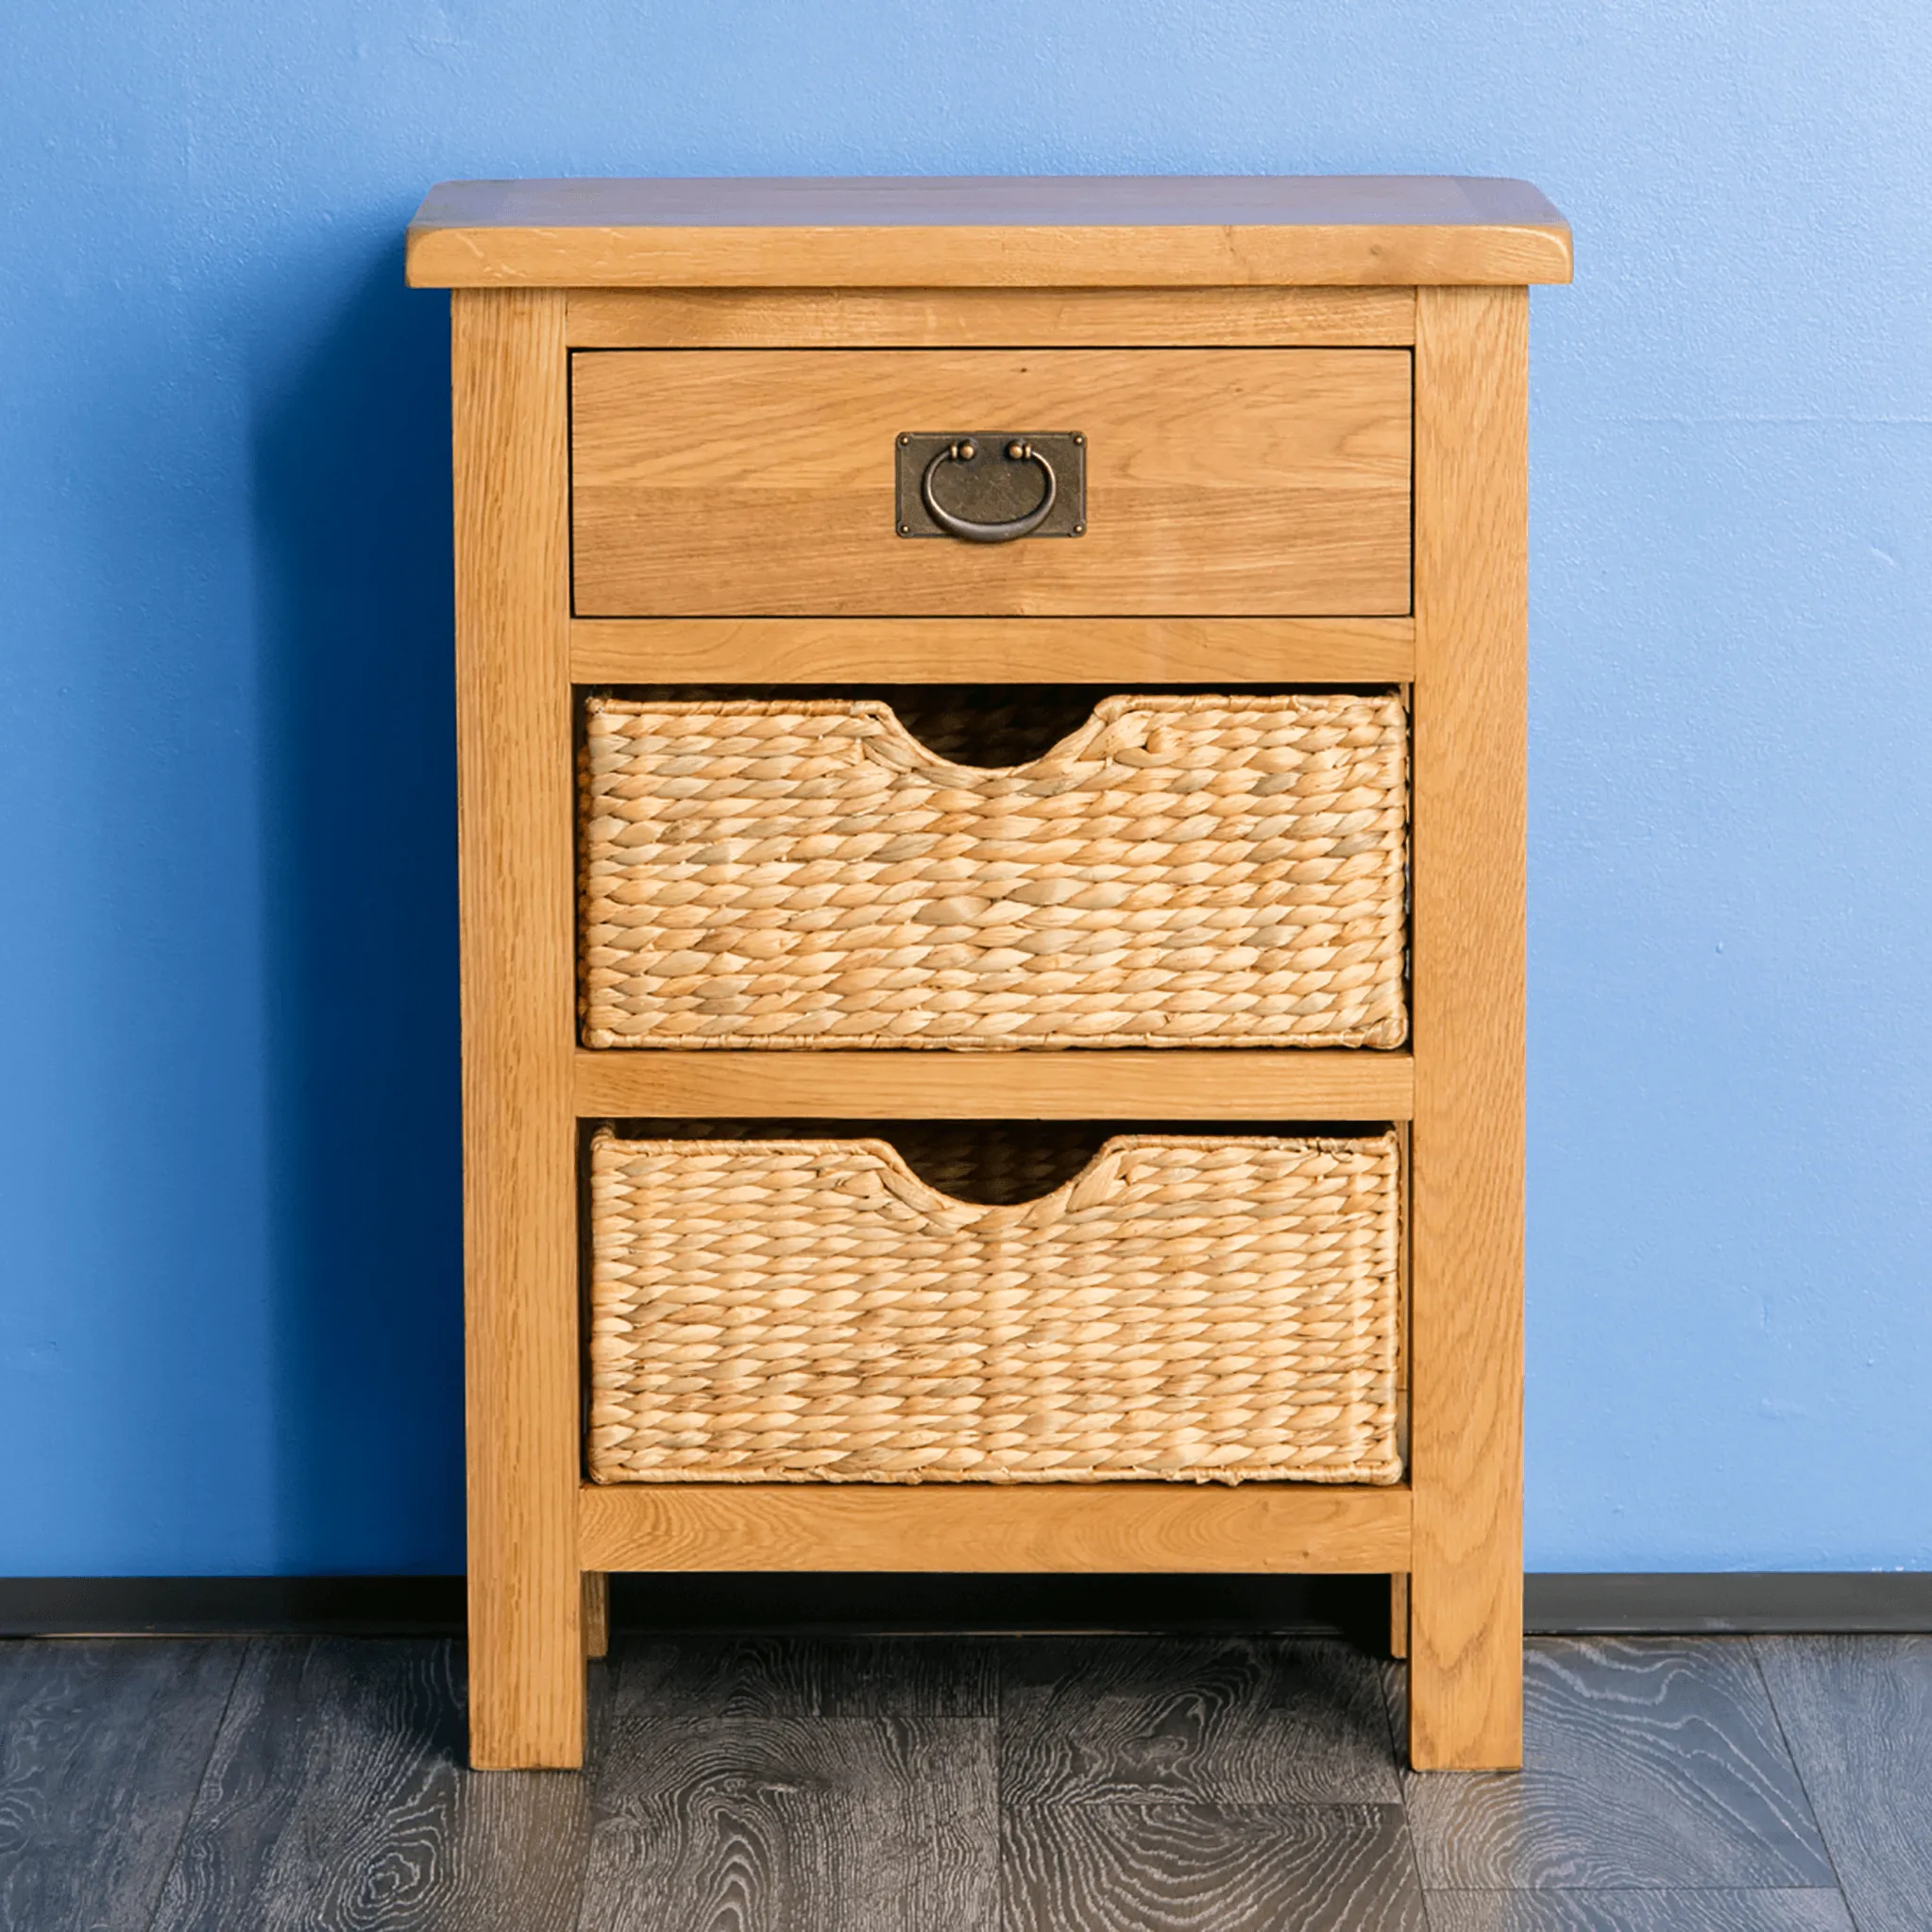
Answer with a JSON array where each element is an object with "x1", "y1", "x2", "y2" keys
[
  {"x1": 1002, "y1": 1803, "x2": 1427, "y2": 1932},
  {"x1": 0, "y1": 1637, "x2": 242, "y2": 1932},
  {"x1": 621, "y1": 1634, "x2": 996, "y2": 1719},
  {"x1": 1399, "y1": 1639, "x2": 1835, "y2": 1890},
  {"x1": 566, "y1": 285, "x2": 1416, "y2": 348},
  {"x1": 1424, "y1": 1888, "x2": 1856, "y2": 1931},
  {"x1": 150, "y1": 1638, "x2": 602, "y2": 1932},
  {"x1": 572, "y1": 1045, "x2": 1415, "y2": 1121},
  {"x1": 1404, "y1": 282, "x2": 1528, "y2": 1770},
  {"x1": 998, "y1": 1636, "x2": 1401, "y2": 1805},
  {"x1": 581, "y1": 1640, "x2": 997, "y2": 1932},
  {"x1": 568, "y1": 614, "x2": 1415, "y2": 684},
  {"x1": 0, "y1": 1635, "x2": 1912, "y2": 1930},
  {"x1": 583, "y1": 1572, "x2": 610, "y2": 1660},
  {"x1": 1757, "y1": 1635, "x2": 1932, "y2": 1932},
  {"x1": 406, "y1": 174, "x2": 1573, "y2": 288},
  {"x1": 578, "y1": 1481, "x2": 1414, "y2": 1575},
  {"x1": 451, "y1": 286, "x2": 585, "y2": 1767},
  {"x1": 569, "y1": 347, "x2": 1411, "y2": 617}
]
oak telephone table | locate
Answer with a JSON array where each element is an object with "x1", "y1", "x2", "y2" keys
[{"x1": 406, "y1": 175, "x2": 1571, "y2": 1771}]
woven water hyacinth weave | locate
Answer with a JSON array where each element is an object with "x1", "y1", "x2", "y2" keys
[
  {"x1": 587, "y1": 1130, "x2": 1403, "y2": 1484},
  {"x1": 579, "y1": 693, "x2": 1408, "y2": 1049}
]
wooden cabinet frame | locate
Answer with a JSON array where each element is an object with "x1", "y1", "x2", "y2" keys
[{"x1": 426, "y1": 181, "x2": 1566, "y2": 1771}]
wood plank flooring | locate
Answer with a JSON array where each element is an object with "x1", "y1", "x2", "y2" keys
[
  {"x1": 1400, "y1": 1639, "x2": 1835, "y2": 1890},
  {"x1": 0, "y1": 1637, "x2": 244, "y2": 1932},
  {"x1": 0, "y1": 1632, "x2": 1917, "y2": 1929},
  {"x1": 148, "y1": 1639, "x2": 600, "y2": 1932},
  {"x1": 1756, "y1": 1636, "x2": 1932, "y2": 1932}
]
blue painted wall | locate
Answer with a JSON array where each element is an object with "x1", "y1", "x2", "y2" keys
[{"x1": 4, "y1": 1, "x2": 1928, "y2": 1576}]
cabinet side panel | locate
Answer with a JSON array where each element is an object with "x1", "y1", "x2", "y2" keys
[
  {"x1": 451, "y1": 286, "x2": 582, "y2": 1768},
  {"x1": 1407, "y1": 284, "x2": 1528, "y2": 1770}
]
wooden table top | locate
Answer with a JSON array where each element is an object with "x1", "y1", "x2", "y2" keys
[{"x1": 406, "y1": 175, "x2": 1572, "y2": 289}]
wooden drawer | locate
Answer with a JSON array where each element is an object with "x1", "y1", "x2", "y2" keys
[{"x1": 569, "y1": 347, "x2": 1412, "y2": 618}]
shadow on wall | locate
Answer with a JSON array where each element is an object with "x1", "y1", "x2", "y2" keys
[{"x1": 253, "y1": 246, "x2": 465, "y2": 1572}]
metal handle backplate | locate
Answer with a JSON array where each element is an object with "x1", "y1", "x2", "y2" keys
[{"x1": 895, "y1": 431, "x2": 1086, "y2": 541}]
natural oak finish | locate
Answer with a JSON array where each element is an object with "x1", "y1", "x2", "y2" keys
[
  {"x1": 1389, "y1": 1121, "x2": 1413, "y2": 1665},
  {"x1": 570, "y1": 615, "x2": 1415, "y2": 685},
  {"x1": 578, "y1": 1483, "x2": 1413, "y2": 1575},
  {"x1": 437, "y1": 173, "x2": 1555, "y2": 1771},
  {"x1": 582, "y1": 1573, "x2": 609, "y2": 1662},
  {"x1": 565, "y1": 284, "x2": 1416, "y2": 347},
  {"x1": 452, "y1": 287, "x2": 584, "y2": 1768},
  {"x1": 571, "y1": 1046, "x2": 1415, "y2": 1122},
  {"x1": 570, "y1": 347, "x2": 1412, "y2": 618},
  {"x1": 1405, "y1": 284, "x2": 1528, "y2": 1771},
  {"x1": 407, "y1": 176, "x2": 1573, "y2": 288}
]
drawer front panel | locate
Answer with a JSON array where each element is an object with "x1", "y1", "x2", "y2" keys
[
  {"x1": 579, "y1": 691, "x2": 1410, "y2": 1052},
  {"x1": 569, "y1": 347, "x2": 1411, "y2": 617},
  {"x1": 586, "y1": 1128, "x2": 1403, "y2": 1485}
]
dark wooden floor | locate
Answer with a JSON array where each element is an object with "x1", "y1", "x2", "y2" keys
[{"x1": 0, "y1": 1630, "x2": 1922, "y2": 1929}]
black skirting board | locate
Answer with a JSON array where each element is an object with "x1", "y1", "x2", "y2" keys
[{"x1": 3, "y1": 1572, "x2": 1931, "y2": 1638}]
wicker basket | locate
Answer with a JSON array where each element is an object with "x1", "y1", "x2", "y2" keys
[
  {"x1": 586, "y1": 1128, "x2": 1403, "y2": 1486},
  {"x1": 579, "y1": 692, "x2": 1408, "y2": 1050}
]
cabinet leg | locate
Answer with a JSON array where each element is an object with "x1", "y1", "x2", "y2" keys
[
  {"x1": 583, "y1": 1571, "x2": 610, "y2": 1660},
  {"x1": 467, "y1": 1551, "x2": 585, "y2": 1769},
  {"x1": 1388, "y1": 1572, "x2": 1409, "y2": 1660},
  {"x1": 1406, "y1": 283, "x2": 1527, "y2": 1775},
  {"x1": 453, "y1": 287, "x2": 584, "y2": 1771},
  {"x1": 1406, "y1": 1561, "x2": 1522, "y2": 1770}
]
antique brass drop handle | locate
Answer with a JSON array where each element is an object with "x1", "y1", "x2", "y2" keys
[{"x1": 920, "y1": 438, "x2": 1059, "y2": 543}]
